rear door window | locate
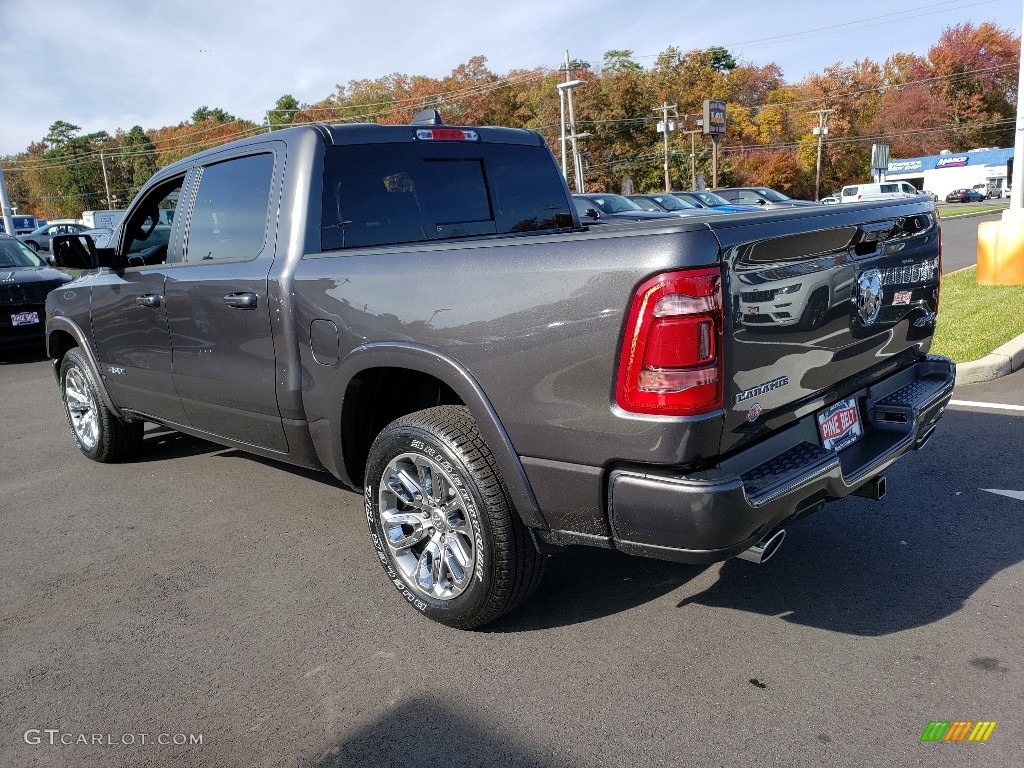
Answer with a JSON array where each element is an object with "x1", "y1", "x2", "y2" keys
[{"x1": 322, "y1": 141, "x2": 574, "y2": 250}]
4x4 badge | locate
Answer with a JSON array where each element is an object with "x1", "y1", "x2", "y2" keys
[{"x1": 856, "y1": 269, "x2": 883, "y2": 325}]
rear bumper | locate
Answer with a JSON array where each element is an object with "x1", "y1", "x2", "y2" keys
[{"x1": 607, "y1": 355, "x2": 955, "y2": 563}]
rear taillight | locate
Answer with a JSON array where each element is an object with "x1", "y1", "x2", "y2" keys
[{"x1": 616, "y1": 268, "x2": 724, "y2": 415}]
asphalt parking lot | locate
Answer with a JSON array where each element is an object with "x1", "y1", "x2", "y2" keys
[{"x1": 2, "y1": 353, "x2": 1022, "y2": 768}]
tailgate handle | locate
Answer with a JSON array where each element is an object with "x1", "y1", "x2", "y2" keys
[
  {"x1": 855, "y1": 221, "x2": 896, "y2": 243},
  {"x1": 224, "y1": 292, "x2": 258, "y2": 309},
  {"x1": 135, "y1": 294, "x2": 161, "y2": 308}
]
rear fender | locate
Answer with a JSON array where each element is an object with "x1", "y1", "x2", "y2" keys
[{"x1": 323, "y1": 342, "x2": 547, "y2": 530}]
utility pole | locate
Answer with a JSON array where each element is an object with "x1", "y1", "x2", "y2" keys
[
  {"x1": 0, "y1": 166, "x2": 15, "y2": 237},
  {"x1": 557, "y1": 51, "x2": 587, "y2": 192},
  {"x1": 653, "y1": 101, "x2": 678, "y2": 192},
  {"x1": 809, "y1": 108, "x2": 833, "y2": 201},
  {"x1": 100, "y1": 150, "x2": 112, "y2": 209},
  {"x1": 681, "y1": 114, "x2": 702, "y2": 190}
]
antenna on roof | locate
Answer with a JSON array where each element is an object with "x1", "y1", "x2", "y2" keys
[{"x1": 412, "y1": 109, "x2": 444, "y2": 126}]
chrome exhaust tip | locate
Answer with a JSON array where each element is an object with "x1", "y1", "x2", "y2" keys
[{"x1": 736, "y1": 528, "x2": 786, "y2": 564}]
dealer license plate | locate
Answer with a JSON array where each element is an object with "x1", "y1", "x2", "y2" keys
[
  {"x1": 817, "y1": 397, "x2": 863, "y2": 451},
  {"x1": 11, "y1": 311, "x2": 40, "y2": 326}
]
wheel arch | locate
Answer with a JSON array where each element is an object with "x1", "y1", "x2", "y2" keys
[
  {"x1": 46, "y1": 317, "x2": 124, "y2": 419},
  {"x1": 322, "y1": 343, "x2": 547, "y2": 530}
]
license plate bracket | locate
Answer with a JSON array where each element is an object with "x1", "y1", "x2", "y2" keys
[
  {"x1": 817, "y1": 397, "x2": 863, "y2": 451},
  {"x1": 11, "y1": 311, "x2": 40, "y2": 326}
]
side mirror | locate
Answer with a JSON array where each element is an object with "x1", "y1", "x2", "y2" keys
[
  {"x1": 584, "y1": 208, "x2": 601, "y2": 219},
  {"x1": 51, "y1": 234, "x2": 99, "y2": 270}
]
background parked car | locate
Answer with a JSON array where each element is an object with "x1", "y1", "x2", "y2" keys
[
  {"x1": 0, "y1": 234, "x2": 73, "y2": 351},
  {"x1": 838, "y1": 182, "x2": 920, "y2": 204},
  {"x1": 922, "y1": 190, "x2": 940, "y2": 203},
  {"x1": 573, "y1": 194, "x2": 680, "y2": 223},
  {"x1": 945, "y1": 188, "x2": 985, "y2": 203},
  {"x1": 673, "y1": 190, "x2": 759, "y2": 213},
  {"x1": 711, "y1": 186, "x2": 817, "y2": 207},
  {"x1": 79, "y1": 228, "x2": 114, "y2": 248},
  {"x1": 18, "y1": 221, "x2": 88, "y2": 252},
  {"x1": 819, "y1": 196, "x2": 840, "y2": 204},
  {"x1": 626, "y1": 194, "x2": 712, "y2": 216}
]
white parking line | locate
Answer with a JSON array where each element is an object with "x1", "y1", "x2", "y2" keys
[{"x1": 949, "y1": 399, "x2": 1024, "y2": 412}]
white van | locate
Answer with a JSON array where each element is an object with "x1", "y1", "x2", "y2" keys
[{"x1": 839, "y1": 182, "x2": 922, "y2": 203}]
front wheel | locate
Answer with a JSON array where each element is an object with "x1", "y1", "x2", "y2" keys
[
  {"x1": 26, "y1": 241, "x2": 39, "y2": 252},
  {"x1": 60, "y1": 349, "x2": 143, "y2": 462},
  {"x1": 365, "y1": 406, "x2": 544, "y2": 628},
  {"x1": 799, "y1": 289, "x2": 829, "y2": 331}
]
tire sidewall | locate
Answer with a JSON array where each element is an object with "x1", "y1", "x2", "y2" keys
[
  {"x1": 365, "y1": 423, "x2": 494, "y2": 626},
  {"x1": 60, "y1": 350, "x2": 104, "y2": 461}
]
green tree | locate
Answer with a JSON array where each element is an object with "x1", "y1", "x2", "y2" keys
[
  {"x1": 119, "y1": 126, "x2": 158, "y2": 201},
  {"x1": 191, "y1": 106, "x2": 236, "y2": 123},
  {"x1": 602, "y1": 50, "x2": 643, "y2": 74},
  {"x1": 268, "y1": 94, "x2": 300, "y2": 129},
  {"x1": 706, "y1": 46, "x2": 737, "y2": 73}
]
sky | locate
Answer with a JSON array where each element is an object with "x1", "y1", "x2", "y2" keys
[{"x1": 0, "y1": 0, "x2": 1019, "y2": 157}]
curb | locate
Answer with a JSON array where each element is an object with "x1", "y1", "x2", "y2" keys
[{"x1": 955, "y1": 332, "x2": 1024, "y2": 385}]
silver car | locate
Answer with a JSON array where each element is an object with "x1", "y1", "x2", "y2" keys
[{"x1": 19, "y1": 222, "x2": 87, "y2": 252}]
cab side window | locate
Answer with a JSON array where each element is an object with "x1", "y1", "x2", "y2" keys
[
  {"x1": 122, "y1": 177, "x2": 186, "y2": 267},
  {"x1": 186, "y1": 153, "x2": 274, "y2": 262}
]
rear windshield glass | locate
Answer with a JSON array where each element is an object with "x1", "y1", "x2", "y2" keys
[{"x1": 322, "y1": 141, "x2": 574, "y2": 250}]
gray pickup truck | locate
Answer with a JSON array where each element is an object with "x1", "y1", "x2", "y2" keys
[{"x1": 47, "y1": 113, "x2": 954, "y2": 628}]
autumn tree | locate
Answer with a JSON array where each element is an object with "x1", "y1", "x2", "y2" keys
[{"x1": 925, "y1": 22, "x2": 1019, "y2": 149}]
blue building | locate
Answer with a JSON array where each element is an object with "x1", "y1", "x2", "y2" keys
[{"x1": 884, "y1": 147, "x2": 1012, "y2": 198}]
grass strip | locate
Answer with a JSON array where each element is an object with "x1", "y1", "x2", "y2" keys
[{"x1": 931, "y1": 266, "x2": 1024, "y2": 362}]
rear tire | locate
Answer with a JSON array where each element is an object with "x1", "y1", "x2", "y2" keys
[
  {"x1": 60, "y1": 349, "x2": 143, "y2": 462},
  {"x1": 364, "y1": 406, "x2": 545, "y2": 629}
]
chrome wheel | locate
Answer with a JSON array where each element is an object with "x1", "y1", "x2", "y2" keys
[
  {"x1": 378, "y1": 452, "x2": 476, "y2": 601},
  {"x1": 64, "y1": 366, "x2": 99, "y2": 450}
]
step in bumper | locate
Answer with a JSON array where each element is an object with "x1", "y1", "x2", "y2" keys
[{"x1": 608, "y1": 355, "x2": 955, "y2": 563}]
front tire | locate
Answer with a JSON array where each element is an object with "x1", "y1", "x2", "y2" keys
[
  {"x1": 365, "y1": 406, "x2": 544, "y2": 629},
  {"x1": 799, "y1": 288, "x2": 829, "y2": 331},
  {"x1": 26, "y1": 241, "x2": 39, "y2": 251},
  {"x1": 60, "y1": 349, "x2": 143, "y2": 462}
]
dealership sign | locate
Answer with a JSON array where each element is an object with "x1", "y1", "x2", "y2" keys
[
  {"x1": 703, "y1": 100, "x2": 727, "y2": 135},
  {"x1": 888, "y1": 159, "x2": 923, "y2": 172},
  {"x1": 936, "y1": 155, "x2": 969, "y2": 168}
]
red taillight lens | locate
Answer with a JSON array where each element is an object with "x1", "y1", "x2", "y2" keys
[{"x1": 616, "y1": 268, "x2": 724, "y2": 415}]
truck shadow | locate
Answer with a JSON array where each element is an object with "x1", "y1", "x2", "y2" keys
[
  {"x1": 309, "y1": 696, "x2": 573, "y2": 768},
  {"x1": 486, "y1": 547, "x2": 701, "y2": 632},
  {"x1": 498, "y1": 408, "x2": 1024, "y2": 636},
  {"x1": 676, "y1": 408, "x2": 1024, "y2": 635},
  {"x1": 122, "y1": 425, "x2": 226, "y2": 463}
]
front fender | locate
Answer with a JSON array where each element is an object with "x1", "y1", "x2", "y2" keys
[{"x1": 46, "y1": 316, "x2": 125, "y2": 420}]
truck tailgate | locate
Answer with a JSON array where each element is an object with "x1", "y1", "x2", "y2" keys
[{"x1": 709, "y1": 199, "x2": 941, "y2": 456}]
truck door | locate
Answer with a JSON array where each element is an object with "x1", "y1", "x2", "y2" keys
[
  {"x1": 164, "y1": 148, "x2": 286, "y2": 452},
  {"x1": 90, "y1": 174, "x2": 190, "y2": 425}
]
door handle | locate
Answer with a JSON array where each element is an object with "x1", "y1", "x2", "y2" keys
[
  {"x1": 223, "y1": 292, "x2": 258, "y2": 309},
  {"x1": 135, "y1": 294, "x2": 161, "y2": 307}
]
